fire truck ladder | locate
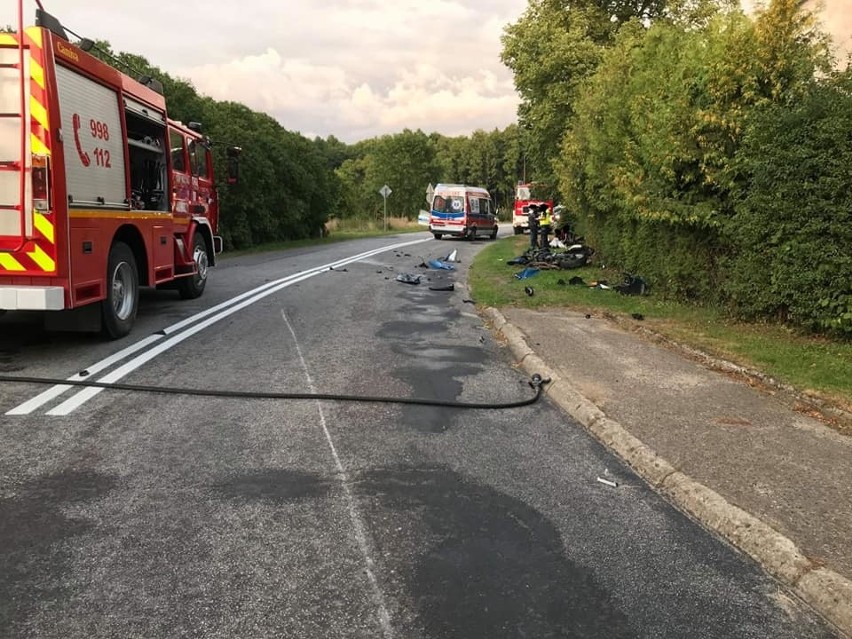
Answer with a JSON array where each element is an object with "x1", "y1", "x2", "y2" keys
[{"x1": 0, "y1": 4, "x2": 31, "y2": 253}]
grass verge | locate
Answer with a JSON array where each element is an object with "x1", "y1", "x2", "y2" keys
[{"x1": 470, "y1": 236, "x2": 852, "y2": 413}]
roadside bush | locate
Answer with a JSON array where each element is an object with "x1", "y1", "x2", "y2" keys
[
  {"x1": 558, "y1": 0, "x2": 841, "y2": 332},
  {"x1": 727, "y1": 71, "x2": 852, "y2": 335}
]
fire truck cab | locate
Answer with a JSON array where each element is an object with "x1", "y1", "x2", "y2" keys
[{"x1": 0, "y1": 5, "x2": 239, "y2": 338}]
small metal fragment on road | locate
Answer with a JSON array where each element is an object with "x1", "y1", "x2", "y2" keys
[
  {"x1": 597, "y1": 477, "x2": 618, "y2": 488},
  {"x1": 396, "y1": 273, "x2": 422, "y2": 285}
]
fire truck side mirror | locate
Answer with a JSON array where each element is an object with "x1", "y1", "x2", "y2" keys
[{"x1": 226, "y1": 146, "x2": 242, "y2": 185}]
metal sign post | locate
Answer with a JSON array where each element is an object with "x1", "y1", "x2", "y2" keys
[{"x1": 379, "y1": 184, "x2": 392, "y2": 231}]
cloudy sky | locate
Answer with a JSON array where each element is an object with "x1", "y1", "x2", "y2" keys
[
  {"x1": 5, "y1": 0, "x2": 530, "y2": 142},
  {"x1": 9, "y1": 2, "x2": 846, "y2": 143}
]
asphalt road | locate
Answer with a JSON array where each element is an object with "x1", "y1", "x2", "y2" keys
[{"x1": 0, "y1": 230, "x2": 842, "y2": 638}]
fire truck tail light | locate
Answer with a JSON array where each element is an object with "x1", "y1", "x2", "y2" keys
[{"x1": 32, "y1": 154, "x2": 50, "y2": 211}]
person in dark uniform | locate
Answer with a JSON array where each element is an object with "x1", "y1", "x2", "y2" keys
[{"x1": 527, "y1": 204, "x2": 540, "y2": 250}]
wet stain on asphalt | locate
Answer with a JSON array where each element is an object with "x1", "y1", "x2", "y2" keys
[
  {"x1": 0, "y1": 470, "x2": 118, "y2": 634},
  {"x1": 377, "y1": 319, "x2": 447, "y2": 339},
  {"x1": 393, "y1": 363, "x2": 481, "y2": 433},
  {"x1": 215, "y1": 468, "x2": 334, "y2": 503},
  {"x1": 356, "y1": 465, "x2": 631, "y2": 638},
  {"x1": 376, "y1": 295, "x2": 461, "y2": 341},
  {"x1": 379, "y1": 299, "x2": 488, "y2": 433}
]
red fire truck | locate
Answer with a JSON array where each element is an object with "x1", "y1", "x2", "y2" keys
[
  {"x1": 0, "y1": 3, "x2": 240, "y2": 338},
  {"x1": 512, "y1": 182, "x2": 554, "y2": 235}
]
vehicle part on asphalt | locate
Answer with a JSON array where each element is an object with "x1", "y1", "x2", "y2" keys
[
  {"x1": 597, "y1": 477, "x2": 619, "y2": 488},
  {"x1": 396, "y1": 273, "x2": 422, "y2": 285},
  {"x1": 0, "y1": 373, "x2": 551, "y2": 410},
  {"x1": 429, "y1": 284, "x2": 454, "y2": 291},
  {"x1": 428, "y1": 259, "x2": 455, "y2": 270}
]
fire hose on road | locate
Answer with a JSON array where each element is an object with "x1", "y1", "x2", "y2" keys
[{"x1": 0, "y1": 374, "x2": 551, "y2": 410}]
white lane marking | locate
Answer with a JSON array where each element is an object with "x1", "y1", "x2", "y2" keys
[
  {"x1": 41, "y1": 238, "x2": 430, "y2": 416},
  {"x1": 281, "y1": 310, "x2": 394, "y2": 638},
  {"x1": 5, "y1": 334, "x2": 164, "y2": 415},
  {"x1": 160, "y1": 241, "x2": 414, "y2": 337},
  {"x1": 11, "y1": 239, "x2": 426, "y2": 415}
]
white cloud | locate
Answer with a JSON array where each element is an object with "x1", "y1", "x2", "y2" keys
[{"x1": 3, "y1": 0, "x2": 530, "y2": 141}]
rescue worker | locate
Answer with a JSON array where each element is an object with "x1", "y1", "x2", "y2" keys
[
  {"x1": 538, "y1": 204, "x2": 552, "y2": 248},
  {"x1": 526, "y1": 204, "x2": 540, "y2": 250}
]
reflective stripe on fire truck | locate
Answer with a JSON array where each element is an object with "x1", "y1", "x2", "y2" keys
[
  {"x1": 0, "y1": 27, "x2": 56, "y2": 276},
  {"x1": 0, "y1": 253, "x2": 25, "y2": 271},
  {"x1": 33, "y1": 211, "x2": 54, "y2": 242}
]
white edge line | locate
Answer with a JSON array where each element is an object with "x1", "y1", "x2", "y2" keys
[
  {"x1": 44, "y1": 238, "x2": 431, "y2": 416},
  {"x1": 5, "y1": 333, "x2": 164, "y2": 415}
]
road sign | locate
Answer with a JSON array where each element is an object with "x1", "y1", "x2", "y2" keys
[
  {"x1": 379, "y1": 185, "x2": 392, "y2": 231},
  {"x1": 426, "y1": 183, "x2": 434, "y2": 205}
]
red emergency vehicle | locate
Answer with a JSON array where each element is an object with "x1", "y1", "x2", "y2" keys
[
  {"x1": 512, "y1": 182, "x2": 554, "y2": 235},
  {"x1": 0, "y1": 3, "x2": 240, "y2": 337}
]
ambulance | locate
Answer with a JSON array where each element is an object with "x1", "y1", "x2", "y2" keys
[{"x1": 429, "y1": 184, "x2": 498, "y2": 240}]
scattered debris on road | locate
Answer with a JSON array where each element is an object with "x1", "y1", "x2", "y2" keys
[{"x1": 396, "y1": 273, "x2": 422, "y2": 285}]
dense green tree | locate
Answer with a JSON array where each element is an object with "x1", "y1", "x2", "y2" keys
[
  {"x1": 727, "y1": 68, "x2": 852, "y2": 334},
  {"x1": 555, "y1": 0, "x2": 840, "y2": 331},
  {"x1": 369, "y1": 129, "x2": 441, "y2": 219},
  {"x1": 501, "y1": 0, "x2": 671, "y2": 187}
]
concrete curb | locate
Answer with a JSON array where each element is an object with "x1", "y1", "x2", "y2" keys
[{"x1": 483, "y1": 306, "x2": 852, "y2": 637}]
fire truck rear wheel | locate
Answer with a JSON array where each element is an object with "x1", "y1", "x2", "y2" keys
[
  {"x1": 102, "y1": 241, "x2": 139, "y2": 339},
  {"x1": 178, "y1": 233, "x2": 209, "y2": 300}
]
